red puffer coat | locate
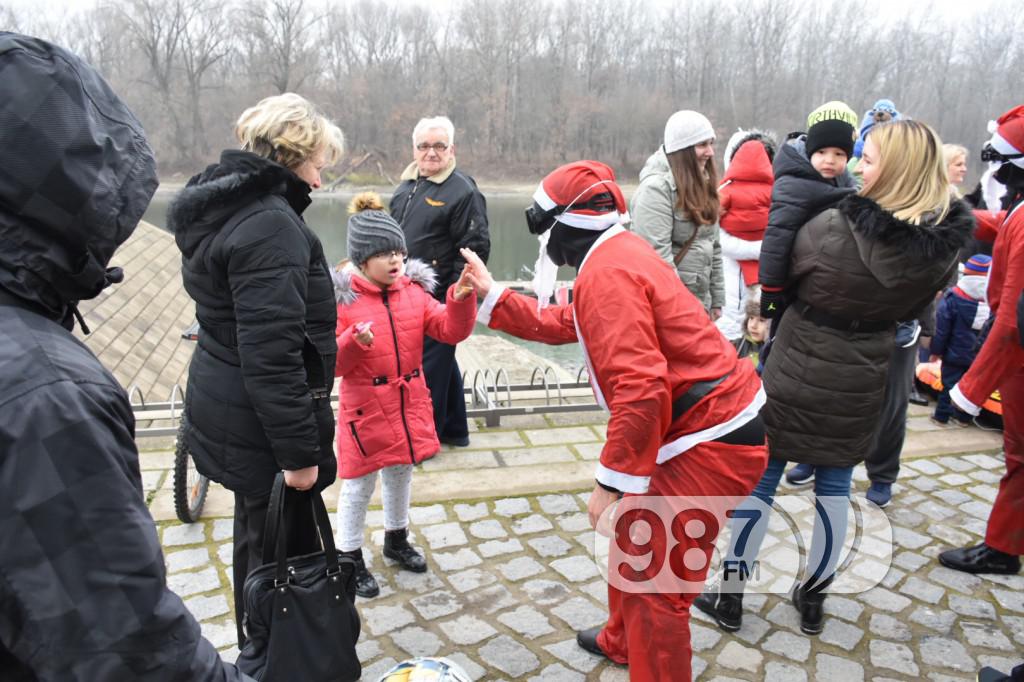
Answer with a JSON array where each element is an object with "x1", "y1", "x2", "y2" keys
[
  {"x1": 334, "y1": 261, "x2": 476, "y2": 478},
  {"x1": 719, "y1": 141, "x2": 773, "y2": 285}
]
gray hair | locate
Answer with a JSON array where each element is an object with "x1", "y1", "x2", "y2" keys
[{"x1": 412, "y1": 116, "x2": 455, "y2": 146}]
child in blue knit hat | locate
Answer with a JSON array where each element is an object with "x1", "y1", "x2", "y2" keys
[{"x1": 929, "y1": 254, "x2": 992, "y2": 426}]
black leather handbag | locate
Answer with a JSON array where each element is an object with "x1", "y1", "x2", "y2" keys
[{"x1": 237, "y1": 474, "x2": 361, "y2": 681}]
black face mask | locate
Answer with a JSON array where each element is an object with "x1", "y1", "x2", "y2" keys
[
  {"x1": 995, "y1": 161, "x2": 1024, "y2": 190},
  {"x1": 545, "y1": 222, "x2": 603, "y2": 270}
]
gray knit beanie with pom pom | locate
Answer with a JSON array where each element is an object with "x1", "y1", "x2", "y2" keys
[{"x1": 346, "y1": 192, "x2": 407, "y2": 265}]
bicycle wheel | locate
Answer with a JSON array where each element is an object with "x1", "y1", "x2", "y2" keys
[{"x1": 173, "y1": 415, "x2": 209, "y2": 524}]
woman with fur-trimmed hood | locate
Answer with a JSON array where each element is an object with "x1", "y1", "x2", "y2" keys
[
  {"x1": 697, "y1": 120, "x2": 972, "y2": 637},
  {"x1": 332, "y1": 193, "x2": 477, "y2": 599}
]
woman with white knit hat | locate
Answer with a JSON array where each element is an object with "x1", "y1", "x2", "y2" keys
[{"x1": 630, "y1": 110, "x2": 724, "y2": 318}]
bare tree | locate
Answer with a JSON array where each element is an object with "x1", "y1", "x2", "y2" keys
[{"x1": 240, "y1": 0, "x2": 320, "y2": 93}]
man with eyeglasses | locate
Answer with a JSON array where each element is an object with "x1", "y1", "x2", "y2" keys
[{"x1": 391, "y1": 116, "x2": 490, "y2": 447}]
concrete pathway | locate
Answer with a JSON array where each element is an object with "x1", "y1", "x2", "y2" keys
[{"x1": 146, "y1": 406, "x2": 1021, "y2": 681}]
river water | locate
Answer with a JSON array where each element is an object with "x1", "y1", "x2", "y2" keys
[{"x1": 143, "y1": 190, "x2": 584, "y2": 371}]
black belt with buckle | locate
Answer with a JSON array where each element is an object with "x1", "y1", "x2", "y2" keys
[
  {"x1": 372, "y1": 368, "x2": 421, "y2": 386},
  {"x1": 670, "y1": 371, "x2": 731, "y2": 422},
  {"x1": 794, "y1": 300, "x2": 895, "y2": 333}
]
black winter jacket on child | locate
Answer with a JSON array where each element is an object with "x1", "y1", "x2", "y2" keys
[
  {"x1": 758, "y1": 136, "x2": 857, "y2": 290},
  {"x1": 932, "y1": 283, "x2": 990, "y2": 367}
]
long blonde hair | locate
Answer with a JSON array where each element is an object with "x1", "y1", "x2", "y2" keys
[
  {"x1": 860, "y1": 120, "x2": 950, "y2": 224},
  {"x1": 235, "y1": 93, "x2": 345, "y2": 170}
]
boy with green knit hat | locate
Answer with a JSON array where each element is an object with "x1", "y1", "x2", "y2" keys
[{"x1": 757, "y1": 100, "x2": 860, "y2": 485}]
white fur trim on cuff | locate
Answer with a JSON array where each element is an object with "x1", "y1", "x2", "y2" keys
[
  {"x1": 950, "y1": 384, "x2": 982, "y2": 416},
  {"x1": 476, "y1": 285, "x2": 506, "y2": 325},
  {"x1": 595, "y1": 462, "x2": 651, "y2": 494}
]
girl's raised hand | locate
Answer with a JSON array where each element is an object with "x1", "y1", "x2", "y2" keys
[
  {"x1": 453, "y1": 264, "x2": 475, "y2": 301},
  {"x1": 459, "y1": 248, "x2": 493, "y2": 297}
]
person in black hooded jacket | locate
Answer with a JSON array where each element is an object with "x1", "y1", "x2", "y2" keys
[
  {"x1": 0, "y1": 32, "x2": 252, "y2": 681},
  {"x1": 167, "y1": 93, "x2": 345, "y2": 647}
]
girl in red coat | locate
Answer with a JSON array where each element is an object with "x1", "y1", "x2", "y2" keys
[
  {"x1": 716, "y1": 131, "x2": 775, "y2": 341},
  {"x1": 333, "y1": 193, "x2": 477, "y2": 597}
]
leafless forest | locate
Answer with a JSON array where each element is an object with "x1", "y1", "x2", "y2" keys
[{"x1": 3, "y1": 0, "x2": 1022, "y2": 182}]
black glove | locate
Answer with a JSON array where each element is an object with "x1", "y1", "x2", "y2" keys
[{"x1": 760, "y1": 290, "x2": 787, "y2": 320}]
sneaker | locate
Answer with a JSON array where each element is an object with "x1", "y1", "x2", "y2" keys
[
  {"x1": 866, "y1": 482, "x2": 892, "y2": 508},
  {"x1": 908, "y1": 389, "x2": 929, "y2": 406},
  {"x1": 950, "y1": 418, "x2": 971, "y2": 428},
  {"x1": 440, "y1": 435, "x2": 470, "y2": 447},
  {"x1": 929, "y1": 416, "x2": 949, "y2": 428},
  {"x1": 785, "y1": 463, "x2": 815, "y2": 485}
]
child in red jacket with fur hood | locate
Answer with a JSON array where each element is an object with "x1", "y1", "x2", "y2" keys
[
  {"x1": 716, "y1": 132, "x2": 775, "y2": 341},
  {"x1": 333, "y1": 193, "x2": 477, "y2": 598}
]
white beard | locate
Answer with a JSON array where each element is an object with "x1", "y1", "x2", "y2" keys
[
  {"x1": 531, "y1": 230, "x2": 559, "y2": 314},
  {"x1": 981, "y1": 163, "x2": 1008, "y2": 216}
]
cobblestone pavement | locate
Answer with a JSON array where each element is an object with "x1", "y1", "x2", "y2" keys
[{"x1": 152, "y1": 424, "x2": 1023, "y2": 681}]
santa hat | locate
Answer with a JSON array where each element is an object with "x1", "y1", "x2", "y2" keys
[
  {"x1": 963, "y1": 254, "x2": 992, "y2": 276},
  {"x1": 531, "y1": 160, "x2": 628, "y2": 231},
  {"x1": 528, "y1": 161, "x2": 629, "y2": 311},
  {"x1": 988, "y1": 105, "x2": 1024, "y2": 169}
]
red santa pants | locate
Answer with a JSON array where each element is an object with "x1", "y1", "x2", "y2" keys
[
  {"x1": 596, "y1": 440, "x2": 768, "y2": 682},
  {"x1": 987, "y1": 367, "x2": 1024, "y2": 555}
]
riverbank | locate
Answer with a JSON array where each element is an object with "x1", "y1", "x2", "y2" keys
[{"x1": 152, "y1": 179, "x2": 641, "y2": 199}]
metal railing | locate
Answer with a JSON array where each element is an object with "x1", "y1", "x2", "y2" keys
[{"x1": 130, "y1": 365, "x2": 601, "y2": 437}]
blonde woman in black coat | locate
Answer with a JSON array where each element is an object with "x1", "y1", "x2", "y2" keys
[{"x1": 696, "y1": 120, "x2": 973, "y2": 636}]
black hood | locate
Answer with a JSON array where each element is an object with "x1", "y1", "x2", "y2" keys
[
  {"x1": 168, "y1": 150, "x2": 311, "y2": 259},
  {"x1": 0, "y1": 32, "x2": 157, "y2": 319}
]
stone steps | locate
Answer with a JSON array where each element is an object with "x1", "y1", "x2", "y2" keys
[{"x1": 142, "y1": 403, "x2": 1003, "y2": 523}]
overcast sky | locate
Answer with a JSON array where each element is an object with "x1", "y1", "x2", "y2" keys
[{"x1": 8, "y1": 0, "x2": 1000, "y2": 24}]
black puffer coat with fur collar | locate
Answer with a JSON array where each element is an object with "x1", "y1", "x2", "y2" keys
[
  {"x1": 168, "y1": 150, "x2": 337, "y2": 496},
  {"x1": 761, "y1": 195, "x2": 974, "y2": 465}
]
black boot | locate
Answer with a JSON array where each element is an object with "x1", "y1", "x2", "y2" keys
[
  {"x1": 939, "y1": 543, "x2": 1021, "y2": 575},
  {"x1": 383, "y1": 528, "x2": 427, "y2": 573},
  {"x1": 341, "y1": 549, "x2": 380, "y2": 599},
  {"x1": 693, "y1": 587, "x2": 744, "y2": 632},
  {"x1": 576, "y1": 626, "x2": 608, "y2": 659},
  {"x1": 792, "y1": 576, "x2": 832, "y2": 635}
]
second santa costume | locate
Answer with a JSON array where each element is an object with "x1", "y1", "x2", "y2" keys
[{"x1": 469, "y1": 161, "x2": 768, "y2": 681}]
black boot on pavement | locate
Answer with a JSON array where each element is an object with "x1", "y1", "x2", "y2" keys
[
  {"x1": 341, "y1": 549, "x2": 380, "y2": 599},
  {"x1": 792, "y1": 576, "x2": 832, "y2": 635},
  {"x1": 576, "y1": 626, "x2": 608, "y2": 659},
  {"x1": 939, "y1": 543, "x2": 1021, "y2": 575},
  {"x1": 383, "y1": 527, "x2": 428, "y2": 573},
  {"x1": 693, "y1": 583, "x2": 745, "y2": 632}
]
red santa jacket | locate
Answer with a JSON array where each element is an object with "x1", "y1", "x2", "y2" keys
[
  {"x1": 953, "y1": 202, "x2": 1024, "y2": 413},
  {"x1": 719, "y1": 141, "x2": 773, "y2": 286},
  {"x1": 973, "y1": 208, "x2": 1003, "y2": 244},
  {"x1": 334, "y1": 262, "x2": 476, "y2": 478},
  {"x1": 479, "y1": 228, "x2": 764, "y2": 493}
]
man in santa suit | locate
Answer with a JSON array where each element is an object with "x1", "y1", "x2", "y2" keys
[
  {"x1": 940, "y1": 105, "x2": 1024, "y2": 575},
  {"x1": 460, "y1": 161, "x2": 768, "y2": 681}
]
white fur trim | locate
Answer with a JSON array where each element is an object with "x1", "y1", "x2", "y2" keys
[
  {"x1": 476, "y1": 285, "x2": 506, "y2": 325},
  {"x1": 992, "y1": 131, "x2": 1024, "y2": 169},
  {"x1": 595, "y1": 462, "x2": 651, "y2": 494},
  {"x1": 533, "y1": 182, "x2": 628, "y2": 231},
  {"x1": 656, "y1": 387, "x2": 766, "y2": 464},
  {"x1": 950, "y1": 384, "x2": 982, "y2": 417}
]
